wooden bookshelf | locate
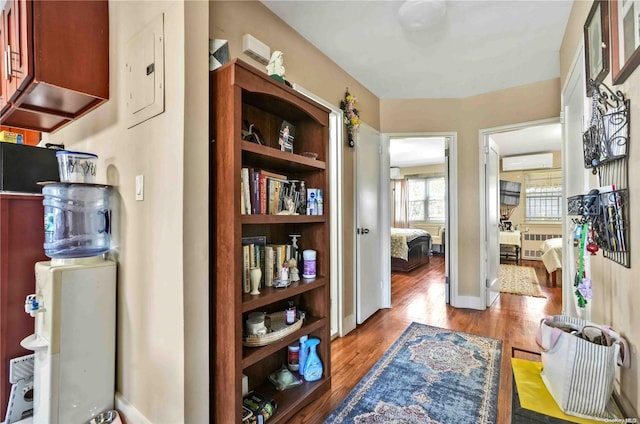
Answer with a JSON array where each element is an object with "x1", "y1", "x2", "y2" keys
[{"x1": 210, "y1": 59, "x2": 331, "y2": 423}]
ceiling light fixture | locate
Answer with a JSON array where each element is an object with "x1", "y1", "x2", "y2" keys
[{"x1": 397, "y1": 0, "x2": 447, "y2": 30}]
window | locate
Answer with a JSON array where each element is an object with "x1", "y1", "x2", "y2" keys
[
  {"x1": 525, "y1": 170, "x2": 562, "y2": 221},
  {"x1": 408, "y1": 177, "x2": 445, "y2": 221}
]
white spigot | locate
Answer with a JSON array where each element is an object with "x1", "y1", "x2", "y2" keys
[{"x1": 24, "y1": 294, "x2": 45, "y2": 317}]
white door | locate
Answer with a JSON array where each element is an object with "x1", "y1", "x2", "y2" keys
[
  {"x1": 562, "y1": 46, "x2": 589, "y2": 319},
  {"x1": 485, "y1": 139, "x2": 500, "y2": 306},
  {"x1": 356, "y1": 124, "x2": 383, "y2": 324}
]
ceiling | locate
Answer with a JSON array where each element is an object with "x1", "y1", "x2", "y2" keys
[
  {"x1": 262, "y1": 0, "x2": 573, "y2": 99},
  {"x1": 390, "y1": 137, "x2": 445, "y2": 167},
  {"x1": 389, "y1": 122, "x2": 561, "y2": 167}
]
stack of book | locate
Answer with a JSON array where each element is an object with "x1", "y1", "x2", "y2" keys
[
  {"x1": 242, "y1": 236, "x2": 298, "y2": 292},
  {"x1": 240, "y1": 168, "x2": 306, "y2": 215}
]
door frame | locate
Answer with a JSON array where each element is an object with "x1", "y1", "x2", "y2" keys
[
  {"x1": 292, "y1": 84, "x2": 345, "y2": 337},
  {"x1": 381, "y1": 132, "x2": 459, "y2": 307},
  {"x1": 484, "y1": 138, "x2": 500, "y2": 307},
  {"x1": 560, "y1": 42, "x2": 590, "y2": 320},
  {"x1": 478, "y1": 117, "x2": 561, "y2": 308}
]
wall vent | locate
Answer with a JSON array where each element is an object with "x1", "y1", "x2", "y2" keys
[
  {"x1": 523, "y1": 250, "x2": 543, "y2": 258},
  {"x1": 502, "y1": 153, "x2": 553, "y2": 171},
  {"x1": 524, "y1": 233, "x2": 561, "y2": 241},
  {"x1": 521, "y1": 233, "x2": 561, "y2": 260}
]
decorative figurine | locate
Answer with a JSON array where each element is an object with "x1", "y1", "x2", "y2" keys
[
  {"x1": 281, "y1": 261, "x2": 289, "y2": 282},
  {"x1": 266, "y1": 50, "x2": 289, "y2": 85},
  {"x1": 289, "y1": 258, "x2": 300, "y2": 282}
]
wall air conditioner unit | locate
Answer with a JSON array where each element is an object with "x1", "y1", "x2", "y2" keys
[
  {"x1": 390, "y1": 167, "x2": 401, "y2": 179},
  {"x1": 242, "y1": 34, "x2": 270, "y2": 65},
  {"x1": 502, "y1": 153, "x2": 553, "y2": 171}
]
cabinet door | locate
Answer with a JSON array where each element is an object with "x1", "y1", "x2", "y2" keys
[
  {"x1": 2, "y1": 0, "x2": 31, "y2": 103},
  {"x1": 0, "y1": 8, "x2": 7, "y2": 113}
]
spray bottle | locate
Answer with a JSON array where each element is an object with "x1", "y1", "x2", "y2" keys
[{"x1": 302, "y1": 338, "x2": 323, "y2": 382}]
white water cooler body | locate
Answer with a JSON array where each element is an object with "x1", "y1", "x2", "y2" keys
[{"x1": 21, "y1": 257, "x2": 116, "y2": 424}]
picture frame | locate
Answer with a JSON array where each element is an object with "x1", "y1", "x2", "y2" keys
[
  {"x1": 584, "y1": 0, "x2": 610, "y2": 95},
  {"x1": 611, "y1": 0, "x2": 640, "y2": 85},
  {"x1": 278, "y1": 120, "x2": 295, "y2": 153}
]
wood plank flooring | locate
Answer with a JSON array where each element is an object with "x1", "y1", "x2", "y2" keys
[{"x1": 288, "y1": 256, "x2": 562, "y2": 423}]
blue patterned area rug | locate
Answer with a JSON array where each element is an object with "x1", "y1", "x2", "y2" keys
[{"x1": 325, "y1": 322, "x2": 502, "y2": 423}]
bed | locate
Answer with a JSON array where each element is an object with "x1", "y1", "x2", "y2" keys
[
  {"x1": 540, "y1": 238, "x2": 562, "y2": 287},
  {"x1": 391, "y1": 228, "x2": 432, "y2": 272}
]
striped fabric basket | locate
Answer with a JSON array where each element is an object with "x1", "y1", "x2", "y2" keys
[{"x1": 536, "y1": 315, "x2": 630, "y2": 420}]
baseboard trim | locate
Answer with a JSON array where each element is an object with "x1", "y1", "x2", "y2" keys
[{"x1": 115, "y1": 392, "x2": 152, "y2": 424}]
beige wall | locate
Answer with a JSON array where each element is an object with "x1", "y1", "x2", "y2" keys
[
  {"x1": 41, "y1": 1, "x2": 210, "y2": 422},
  {"x1": 381, "y1": 79, "x2": 561, "y2": 297},
  {"x1": 561, "y1": 1, "x2": 639, "y2": 417},
  {"x1": 210, "y1": 1, "x2": 381, "y2": 332}
]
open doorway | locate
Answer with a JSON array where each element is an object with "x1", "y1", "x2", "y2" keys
[
  {"x1": 387, "y1": 135, "x2": 451, "y2": 305},
  {"x1": 480, "y1": 119, "x2": 563, "y2": 309}
]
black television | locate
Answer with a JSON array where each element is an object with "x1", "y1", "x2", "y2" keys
[{"x1": 500, "y1": 180, "x2": 521, "y2": 206}]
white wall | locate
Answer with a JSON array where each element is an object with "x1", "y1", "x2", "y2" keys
[{"x1": 41, "y1": 1, "x2": 209, "y2": 421}]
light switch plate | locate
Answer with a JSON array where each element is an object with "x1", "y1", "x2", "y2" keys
[
  {"x1": 135, "y1": 175, "x2": 144, "y2": 201},
  {"x1": 126, "y1": 13, "x2": 165, "y2": 129}
]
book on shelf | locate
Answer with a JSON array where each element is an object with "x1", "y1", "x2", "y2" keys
[
  {"x1": 242, "y1": 245, "x2": 250, "y2": 293},
  {"x1": 242, "y1": 236, "x2": 267, "y2": 288},
  {"x1": 260, "y1": 170, "x2": 287, "y2": 180},
  {"x1": 265, "y1": 246, "x2": 274, "y2": 287},
  {"x1": 258, "y1": 173, "x2": 267, "y2": 215},
  {"x1": 241, "y1": 168, "x2": 251, "y2": 215},
  {"x1": 278, "y1": 120, "x2": 296, "y2": 153},
  {"x1": 241, "y1": 168, "x2": 307, "y2": 216},
  {"x1": 240, "y1": 180, "x2": 246, "y2": 215}
]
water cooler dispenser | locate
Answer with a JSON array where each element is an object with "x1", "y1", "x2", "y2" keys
[
  {"x1": 21, "y1": 257, "x2": 116, "y2": 423},
  {"x1": 18, "y1": 179, "x2": 117, "y2": 424}
]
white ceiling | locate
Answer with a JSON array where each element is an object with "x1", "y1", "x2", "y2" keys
[
  {"x1": 389, "y1": 137, "x2": 445, "y2": 167},
  {"x1": 389, "y1": 122, "x2": 561, "y2": 168},
  {"x1": 262, "y1": 0, "x2": 573, "y2": 99}
]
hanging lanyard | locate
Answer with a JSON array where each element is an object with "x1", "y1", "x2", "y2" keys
[{"x1": 578, "y1": 222, "x2": 588, "y2": 282}]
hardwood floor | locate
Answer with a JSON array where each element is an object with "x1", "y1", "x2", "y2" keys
[{"x1": 289, "y1": 256, "x2": 562, "y2": 423}]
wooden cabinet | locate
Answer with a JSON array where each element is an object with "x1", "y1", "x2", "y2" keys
[
  {"x1": 0, "y1": 0, "x2": 109, "y2": 132},
  {"x1": 0, "y1": 194, "x2": 48, "y2": 419},
  {"x1": 210, "y1": 59, "x2": 331, "y2": 423}
]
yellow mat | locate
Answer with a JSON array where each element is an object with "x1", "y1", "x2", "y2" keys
[{"x1": 511, "y1": 358, "x2": 618, "y2": 424}]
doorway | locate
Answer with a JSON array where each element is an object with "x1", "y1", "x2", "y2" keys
[
  {"x1": 479, "y1": 118, "x2": 563, "y2": 309},
  {"x1": 383, "y1": 133, "x2": 458, "y2": 306}
]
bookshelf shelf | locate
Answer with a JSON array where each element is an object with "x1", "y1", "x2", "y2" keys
[
  {"x1": 242, "y1": 215, "x2": 326, "y2": 225},
  {"x1": 242, "y1": 317, "x2": 327, "y2": 368},
  {"x1": 242, "y1": 277, "x2": 327, "y2": 312},
  {"x1": 252, "y1": 378, "x2": 330, "y2": 424},
  {"x1": 211, "y1": 59, "x2": 331, "y2": 423},
  {"x1": 242, "y1": 141, "x2": 326, "y2": 172}
]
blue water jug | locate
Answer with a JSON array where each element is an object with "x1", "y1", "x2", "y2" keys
[{"x1": 43, "y1": 183, "x2": 111, "y2": 258}]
